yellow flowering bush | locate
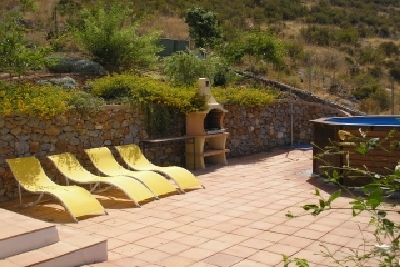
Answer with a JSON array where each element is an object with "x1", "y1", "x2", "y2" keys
[
  {"x1": 0, "y1": 82, "x2": 72, "y2": 117},
  {"x1": 0, "y1": 74, "x2": 281, "y2": 118},
  {"x1": 91, "y1": 74, "x2": 207, "y2": 113},
  {"x1": 91, "y1": 74, "x2": 280, "y2": 112},
  {"x1": 0, "y1": 82, "x2": 104, "y2": 117},
  {"x1": 213, "y1": 86, "x2": 281, "y2": 107}
]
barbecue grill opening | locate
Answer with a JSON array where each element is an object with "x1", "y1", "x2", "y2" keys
[{"x1": 204, "y1": 108, "x2": 224, "y2": 132}]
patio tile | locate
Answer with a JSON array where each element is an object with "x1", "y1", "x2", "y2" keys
[
  {"x1": 231, "y1": 227, "x2": 264, "y2": 237},
  {"x1": 194, "y1": 229, "x2": 226, "y2": 239},
  {"x1": 278, "y1": 235, "x2": 315, "y2": 249},
  {"x1": 134, "y1": 226, "x2": 166, "y2": 236},
  {"x1": 173, "y1": 215, "x2": 198, "y2": 224},
  {"x1": 248, "y1": 250, "x2": 283, "y2": 266},
  {"x1": 108, "y1": 257, "x2": 147, "y2": 267},
  {"x1": 189, "y1": 262, "x2": 219, "y2": 267},
  {"x1": 110, "y1": 243, "x2": 148, "y2": 257},
  {"x1": 153, "y1": 220, "x2": 184, "y2": 230},
  {"x1": 179, "y1": 247, "x2": 216, "y2": 261},
  {"x1": 134, "y1": 249, "x2": 171, "y2": 263},
  {"x1": 155, "y1": 242, "x2": 191, "y2": 255},
  {"x1": 206, "y1": 214, "x2": 232, "y2": 222},
  {"x1": 135, "y1": 236, "x2": 170, "y2": 248},
  {"x1": 240, "y1": 238, "x2": 274, "y2": 250},
  {"x1": 221, "y1": 245, "x2": 258, "y2": 258},
  {"x1": 226, "y1": 218, "x2": 254, "y2": 227},
  {"x1": 159, "y1": 256, "x2": 197, "y2": 267},
  {"x1": 215, "y1": 233, "x2": 249, "y2": 245},
  {"x1": 231, "y1": 259, "x2": 266, "y2": 267},
  {"x1": 101, "y1": 218, "x2": 130, "y2": 227},
  {"x1": 116, "y1": 231, "x2": 148, "y2": 242},
  {"x1": 319, "y1": 234, "x2": 354, "y2": 247},
  {"x1": 198, "y1": 240, "x2": 233, "y2": 252},
  {"x1": 118, "y1": 222, "x2": 147, "y2": 231},
  {"x1": 256, "y1": 231, "x2": 288, "y2": 242},
  {"x1": 190, "y1": 219, "x2": 221, "y2": 228},
  {"x1": 265, "y1": 243, "x2": 300, "y2": 257},
  {"x1": 209, "y1": 223, "x2": 241, "y2": 233},
  {"x1": 176, "y1": 235, "x2": 209, "y2": 247},
  {"x1": 315, "y1": 217, "x2": 345, "y2": 228},
  {"x1": 202, "y1": 253, "x2": 242, "y2": 267},
  {"x1": 219, "y1": 209, "x2": 247, "y2": 217},
  {"x1": 294, "y1": 228, "x2": 327, "y2": 240},
  {"x1": 247, "y1": 221, "x2": 275, "y2": 230},
  {"x1": 269, "y1": 224, "x2": 300, "y2": 235},
  {"x1": 329, "y1": 226, "x2": 362, "y2": 237},
  {"x1": 190, "y1": 210, "x2": 216, "y2": 219},
  {"x1": 135, "y1": 216, "x2": 165, "y2": 226},
  {"x1": 283, "y1": 218, "x2": 313, "y2": 228},
  {"x1": 237, "y1": 212, "x2": 266, "y2": 221},
  {"x1": 174, "y1": 224, "x2": 204, "y2": 234},
  {"x1": 155, "y1": 230, "x2": 186, "y2": 241}
]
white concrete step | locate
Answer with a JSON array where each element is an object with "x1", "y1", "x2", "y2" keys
[
  {"x1": 0, "y1": 236, "x2": 107, "y2": 267},
  {"x1": 0, "y1": 210, "x2": 59, "y2": 259},
  {"x1": 0, "y1": 209, "x2": 108, "y2": 267}
]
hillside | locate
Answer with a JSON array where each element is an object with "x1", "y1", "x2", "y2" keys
[{"x1": 1, "y1": 0, "x2": 400, "y2": 114}]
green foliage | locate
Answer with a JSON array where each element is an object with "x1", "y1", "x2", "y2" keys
[
  {"x1": 185, "y1": 7, "x2": 222, "y2": 49},
  {"x1": 0, "y1": 82, "x2": 90, "y2": 117},
  {"x1": 0, "y1": 0, "x2": 52, "y2": 79},
  {"x1": 283, "y1": 255, "x2": 310, "y2": 267},
  {"x1": 219, "y1": 29, "x2": 286, "y2": 67},
  {"x1": 379, "y1": 41, "x2": 400, "y2": 58},
  {"x1": 90, "y1": 74, "x2": 280, "y2": 111},
  {"x1": 288, "y1": 130, "x2": 400, "y2": 267},
  {"x1": 352, "y1": 84, "x2": 382, "y2": 100},
  {"x1": 212, "y1": 86, "x2": 280, "y2": 107},
  {"x1": 389, "y1": 67, "x2": 400, "y2": 81},
  {"x1": 71, "y1": 1, "x2": 162, "y2": 72},
  {"x1": 163, "y1": 50, "x2": 232, "y2": 87},
  {"x1": 90, "y1": 74, "x2": 208, "y2": 113},
  {"x1": 352, "y1": 83, "x2": 390, "y2": 113}
]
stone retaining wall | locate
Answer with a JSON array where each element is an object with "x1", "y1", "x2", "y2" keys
[{"x1": 0, "y1": 100, "x2": 346, "y2": 200}]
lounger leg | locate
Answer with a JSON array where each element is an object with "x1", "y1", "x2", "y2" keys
[
  {"x1": 31, "y1": 192, "x2": 45, "y2": 206},
  {"x1": 18, "y1": 183, "x2": 22, "y2": 206}
]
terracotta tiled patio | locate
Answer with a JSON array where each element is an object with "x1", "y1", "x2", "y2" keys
[{"x1": 1, "y1": 148, "x2": 379, "y2": 267}]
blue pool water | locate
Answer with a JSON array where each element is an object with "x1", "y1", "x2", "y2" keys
[{"x1": 326, "y1": 116, "x2": 400, "y2": 126}]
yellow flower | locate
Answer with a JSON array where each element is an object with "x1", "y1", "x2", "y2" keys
[{"x1": 338, "y1": 130, "x2": 351, "y2": 141}]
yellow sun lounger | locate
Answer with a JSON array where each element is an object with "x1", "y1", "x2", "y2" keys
[
  {"x1": 115, "y1": 144, "x2": 203, "y2": 192},
  {"x1": 6, "y1": 157, "x2": 106, "y2": 222},
  {"x1": 48, "y1": 153, "x2": 156, "y2": 207},
  {"x1": 84, "y1": 147, "x2": 177, "y2": 197}
]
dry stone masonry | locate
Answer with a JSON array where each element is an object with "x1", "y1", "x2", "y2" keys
[{"x1": 1, "y1": 99, "x2": 349, "y2": 199}]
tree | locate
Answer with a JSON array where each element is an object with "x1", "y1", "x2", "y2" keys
[
  {"x1": 0, "y1": 0, "x2": 52, "y2": 80},
  {"x1": 184, "y1": 7, "x2": 222, "y2": 49},
  {"x1": 220, "y1": 29, "x2": 286, "y2": 68},
  {"x1": 70, "y1": 1, "x2": 162, "y2": 73},
  {"x1": 163, "y1": 50, "x2": 231, "y2": 86}
]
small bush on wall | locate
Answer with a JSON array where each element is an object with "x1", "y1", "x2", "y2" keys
[{"x1": 0, "y1": 82, "x2": 105, "y2": 117}]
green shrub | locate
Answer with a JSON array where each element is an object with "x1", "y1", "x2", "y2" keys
[
  {"x1": 90, "y1": 74, "x2": 207, "y2": 113},
  {"x1": 90, "y1": 74, "x2": 281, "y2": 112},
  {"x1": 213, "y1": 86, "x2": 280, "y2": 107},
  {"x1": 0, "y1": 82, "x2": 71, "y2": 117},
  {"x1": 163, "y1": 50, "x2": 231, "y2": 87},
  {"x1": 0, "y1": 81, "x2": 104, "y2": 117}
]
